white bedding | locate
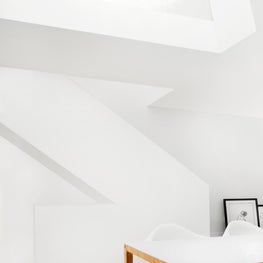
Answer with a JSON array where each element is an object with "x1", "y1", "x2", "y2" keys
[{"x1": 126, "y1": 222, "x2": 263, "y2": 263}]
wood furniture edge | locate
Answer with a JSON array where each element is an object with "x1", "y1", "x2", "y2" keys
[
  {"x1": 124, "y1": 243, "x2": 263, "y2": 263},
  {"x1": 124, "y1": 244, "x2": 167, "y2": 263}
]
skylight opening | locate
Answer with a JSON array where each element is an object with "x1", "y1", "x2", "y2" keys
[{"x1": 104, "y1": 0, "x2": 212, "y2": 20}]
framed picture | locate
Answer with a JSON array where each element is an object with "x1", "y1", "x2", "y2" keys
[
  {"x1": 223, "y1": 198, "x2": 260, "y2": 227},
  {"x1": 258, "y1": 205, "x2": 263, "y2": 228}
]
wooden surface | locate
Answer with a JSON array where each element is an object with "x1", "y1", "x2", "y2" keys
[
  {"x1": 124, "y1": 243, "x2": 263, "y2": 263},
  {"x1": 124, "y1": 244, "x2": 166, "y2": 263}
]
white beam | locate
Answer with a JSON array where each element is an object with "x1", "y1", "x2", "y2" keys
[{"x1": 0, "y1": 0, "x2": 256, "y2": 52}]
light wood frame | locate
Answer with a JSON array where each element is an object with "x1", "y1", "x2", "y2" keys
[
  {"x1": 124, "y1": 244, "x2": 166, "y2": 263},
  {"x1": 124, "y1": 244, "x2": 263, "y2": 263}
]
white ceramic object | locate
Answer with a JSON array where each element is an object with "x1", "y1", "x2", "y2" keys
[
  {"x1": 146, "y1": 224, "x2": 201, "y2": 241},
  {"x1": 136, "y1": 222, "x2": 263, "y2": 262},
  {"x1": 223, "y1": 220, "x2": 263, "y2": 237}
]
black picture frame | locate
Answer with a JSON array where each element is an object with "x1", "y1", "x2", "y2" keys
[
  {"x1": 223, "y1": 198, "x2": 260, "y2": 227},
  {"x1": 257, "y1": 204, "x2": 263, "y2": 228}
]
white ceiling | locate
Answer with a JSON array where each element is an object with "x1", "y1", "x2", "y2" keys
[
  {"x1": 0, "y1": 0, "x2": 263, "y2": 118},
  {"x1": 0, "y1": 0, "x2": 255, "y2": 52}
]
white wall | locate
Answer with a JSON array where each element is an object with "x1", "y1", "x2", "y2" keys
[
  {"x1": 0, "y1": 176, "x2": 3, "y2": 262},
  {"x1": 73, "y1": 76, "x2": 263, "y2": 236},
  {"x1": 0, "y1": 67, "x2": 209, "y2": 263},
  {"x1": 0, "y1": 136, "x2": 93, "y2": 263}
]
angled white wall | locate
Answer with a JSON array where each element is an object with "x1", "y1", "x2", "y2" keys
[
  {"x1": 0, "y1": 137, "x2": 93, "y2": 263},
  {"x1": 0, "y1": 67, "x2": 209, "y2": 263},
  {"x1": 73, "y1": 77, "x2": 263, "y2": 236}
]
